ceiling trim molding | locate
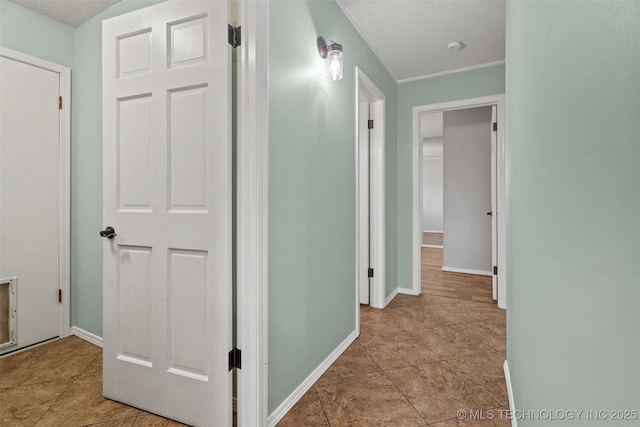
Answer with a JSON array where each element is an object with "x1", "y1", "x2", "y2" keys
[{"x1": 398, "y1": 60, "x2": 505, "y2": 84}]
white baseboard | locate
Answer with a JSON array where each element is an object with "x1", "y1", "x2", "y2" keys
[
  {"x1": 267, "y1": 330, "x2": 358, "y2": 426},
  {"x1": 442, "y1": 266, "x2": 492, "y2": 276},
  {"x1": 503, "y1": 360, "x2": 517, "y2": 427},
  {"x1": 383, "y1": 288, "x2": 398, "y2": 307},
  {"x1": 422, "y1": 230, "x2": 443, "y2": 234},
  {"x1": 70, "y1": 326, "x2": 103, "y2": 348},
  {"x1": 398, "y1": 288, "x2": 420, "y2": 296}
]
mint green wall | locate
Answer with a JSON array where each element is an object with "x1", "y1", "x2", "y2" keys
[
  {"x1": 396, "y1": 65, "x2": 505, "y2": 289},
  {"x1": 268, "y1": 0, "x2": 397, "y2": 413},
  {"x1": 0, "y1": 0, "x2": 73, "y2": 67},
  {"x1": 506, "y1": 1, "x2": 640, "y2": 424}
]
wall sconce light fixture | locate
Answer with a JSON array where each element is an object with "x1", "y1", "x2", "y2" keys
[{"x1": 317, "y1": 36, "x2": 343, "y2": 81}]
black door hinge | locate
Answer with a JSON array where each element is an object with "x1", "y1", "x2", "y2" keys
[
  {"x1": 228, "y1": 25, "x2": 241, "y2": 48},
  {"x1": 493, "y1": 266, "x2": 498, "y2": 275},
  {"x1": 493, "y1": 122, "x2": 497, "y2": 132},
  {"x1": 368, "y1": 268, "x2": 374, "y2": 278},
  {"x1": 228, "y1": 348, "x2": 241, "y2": 371},
  {"x1": 368, "y1": 119, "x2": 374, "y2": 129}
]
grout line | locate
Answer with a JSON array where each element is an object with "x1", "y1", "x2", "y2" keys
[
  {"x1": 312, "y1": 385, "x2": 333, "y2": 427},
  {"x1": 32, "y1": 372, "x2": 81, "y2": 425},
  {"x1": 32, "y1": 348, "x2": 102, "y2": 426},
  {"x1": 382, "y1": 369, "x2": 428, "y2": 426}
]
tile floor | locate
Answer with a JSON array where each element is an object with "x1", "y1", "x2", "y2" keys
[
  {"x1": 0, "y1": 337, "x2": 186, "y2": 426},
  {"x1": 277, "y1": 294, "x2": 508, "y2": 426},
  {"x1": 1, "y1": 259, "x2": 506, "y2": 427}
]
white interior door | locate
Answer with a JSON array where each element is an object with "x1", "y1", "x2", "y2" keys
[
  {"x1": 102, "y1": 1, "x2": 231, "y2": 425},
  {"x1": 491, "y1": 105, "x2": 498, "y2": 300},
  {"x1": 0, "y1": 55, "x2": 61, "y2": 354}
]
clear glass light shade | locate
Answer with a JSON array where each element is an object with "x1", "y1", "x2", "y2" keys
[{"x1": 326, "y1": 49, "x2": 343, "y2": 81}]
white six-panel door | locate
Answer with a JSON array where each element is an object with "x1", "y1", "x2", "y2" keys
[{"x1": 102, "y1": 1, "x2": 231, "y2": 425}]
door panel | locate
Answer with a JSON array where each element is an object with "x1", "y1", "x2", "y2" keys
[
  {"x1": 117, "y1": 245, "x2": 153, "y2": 366},
  {"x1": 102, "y1": 1, "x2": 231, "y2": 425}
]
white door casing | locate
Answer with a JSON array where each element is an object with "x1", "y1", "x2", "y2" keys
[
  {"x1": 235, "y1": 0, "x2": 270, "y2": 424},
  {"x1": 102, "y1": 1, "x2": 231, "y2": 425},
  {"x1": 411, "y1": 95, "x2": 506, "y2": 309},
  {"x1": 355, "y1": 68, "x2": 386, "y2": 310},
  {"x1": 491, "y1": 105, "x2": 498, "y2": 300},
  {"x1": 0, "y1": 48, "x2": 71, "y2": 355}
]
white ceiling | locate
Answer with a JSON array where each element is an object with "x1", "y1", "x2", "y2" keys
[
  {"x1": 336, "y1": 0, "x2": 505, "y2": 81},
  {"x1": 9, "y1": 0, "x2": 120, "y2": 28},
  {"x1": 10, "y1": 0, "x2": 504, "y2": 79}
]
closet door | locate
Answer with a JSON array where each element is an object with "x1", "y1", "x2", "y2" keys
[
  {"x1": 102, "y1": 1, "x2": 232, "y2": 425},
  {"x1": 0, "y1": 54, "x2": 61, "y2": 354}
]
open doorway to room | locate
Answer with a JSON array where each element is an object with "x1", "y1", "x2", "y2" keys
[
  {"x1": 412, "y1": 95, "x2": 506, "y2": 309},
  {"x1": 420, "y1": 107, "x2": 493, "y2": 303}
]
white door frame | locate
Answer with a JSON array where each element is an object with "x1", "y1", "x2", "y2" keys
[
  {"x1": 0, "y1": 47, "x2": 71, "y2": 340},
  {"x1": 236, "y1": 0, "x2": 269, "y2": 425},
  {"x1": 355, "y1": 67, "x2": 386, "y2": 312},
  {"x1": 411, "y1": 94, "x2": 507, "y2": 309}
]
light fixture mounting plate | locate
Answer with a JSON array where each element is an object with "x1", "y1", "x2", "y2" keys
[{"x1": 317, "y1": 36, "x2": 328, "y2": 58}]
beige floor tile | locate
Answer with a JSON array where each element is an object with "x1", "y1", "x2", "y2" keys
[
  {"x1": 318, "y1": 341, "x2": 381, "y2": 381},
  {"x1": 387, "y1": 306, "x2": 448, "y2": 331},
  {"x1": 445, "y1": 354, "x2": 509, "y2": 406},
  {"x1": 85, "y1": 418, "x2": 137, "y2": 427},
  {"x1": 276, "y1": 388, "x2": 329, "y2": 427},
  {"x1": 132, "y1": 413, "x2": 189, "y2": 426},
  {"x1": 459, "y1": 322, "x2": 506, "y2": 354},
  {"x1": 0, "y1": 336, "x2": 100, "y2": 388},
  {"x1": 386, "y1": 363, "x2": 501, "y2": 424},
  {"x1": 358, "y1": 331, "x2": 440, "y2": 370},
  {"x1": 430, "y1": 412, "x2": 511, "y2": 426},
  {"x1": 81, "y1": 353, "x2": 103, "y2": 378},
  {"x1": 0, "y1": 380, "x2": 71, "y2": 426},
  {"x1": 316, "y1": 372, "x2": 425, "y2": 427},
  {"x1": 404, "y1": 325, "x2": 487, "y2": 360},
  {"x1": 35, "y1": 373, "x2": 139, "y2": 426},
  {"x1": 421, "y1": 303, "x2": 487, "y2": 326},
  {"x1": 359, "y1": 306, "x2": 405, "y2": 337}
]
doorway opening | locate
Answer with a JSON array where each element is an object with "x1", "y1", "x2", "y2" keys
[
  {"x1": 412, "y1": 95, "x2": 506, "y2": 309},
  {"x1": 355, "y1": 67, "x2": 386, "y2": 315}
]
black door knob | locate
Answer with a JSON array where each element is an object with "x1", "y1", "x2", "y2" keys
[
  {"x1": 99, "y1": 226, "x2": 117, "y2": 239},
  {"x1": 486, "y1": 212, "x2": 493, "y2": 216}
]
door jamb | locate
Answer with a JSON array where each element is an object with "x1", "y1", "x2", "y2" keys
[
  {"x1": 0, "y1": 47, "x2": 71, "y2": 339},
  {"x1": 355, "y1": 67, "x2": 386, "y2": 311},
  {"x1": 236, "y1": 0, "x2": 269, "y2": 425},
  {"x1": 410, "y1": 94, "x2": 507, "y2": 309}
]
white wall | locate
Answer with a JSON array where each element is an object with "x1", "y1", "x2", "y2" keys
[
  {"x1": 443, "y1": 107, "x2": 492, "y2": 273},
  {"x1": 422, "y1": 137, "x2": 443, "y2": 232}
]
